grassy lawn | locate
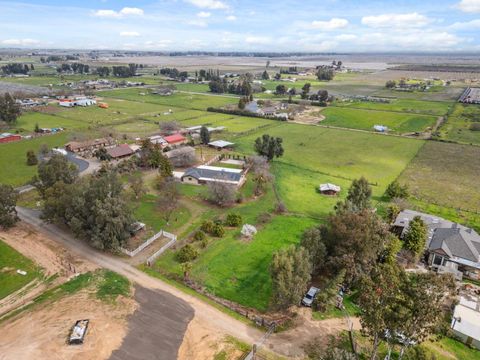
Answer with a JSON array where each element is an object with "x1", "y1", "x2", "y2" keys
[
  {"x1": 423, "y1": 337, "x2": 480, "y2": 360},
  {"x1": 439, "y1": 103, "x2": 480, "y2": 146},
  {"x1": 399, "y1": 141, "x2": 480, "y2": 214},
  {"x1": 0, "y1": 132, "x2": 68, "y2": 186},
  {"x1": 321, "y1": 107, "x2": 437, "y2": 133},
  {"x1": 15, "y1": 112, "x2": 86, "y2": 132},
  {"x1": 333, "y1": 98, "x2": 452, "y2": 116},
  {"x1": 0, "y1": 239, "x2": 42, "y2": 300},
  {"x1": 235, "y1": 123, "x2": 424, "y2": 191}
]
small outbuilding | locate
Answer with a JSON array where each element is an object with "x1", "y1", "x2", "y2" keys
[
  {"x1": 319, "y1": 183, "x2": 341, "y2": 196},
  {"x1": 208, "y1": 140, "x2": 235, "y2": 150},
  {"x1": 107, "y1": 144, "x2": 134, "y2": 160},
  {"x1": 68, "y1": 319, "x2": 89, "y2": 345},
  {"x1": 164, "y1": 133, "x2": 187, "y2": 146}
]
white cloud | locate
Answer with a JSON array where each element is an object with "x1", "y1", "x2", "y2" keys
[
  {"x1": 245, "y1": 36, "x2": 271, "y2": 45},
  {"x1": 120, "y1": 31, "x2": 140, "y2": 37},
  {"x1": 361, "y1": 12, "x2": 430, "y2": 28},
  {"x1": 450, "y1": 19, "x2": 480, "y2": 29},
  {"x1": 1, "y1": 38, "x2": 40, "y2": 46},
  {"x1": 335, "y1": 34, "x2": 357, "y2": 41},
  {"x1": 187, "y1": 19, "x2": 208, "y2": 27},
  {"x1": 226, "y1": 15, "x2": 237, "y2": 21},
  {"x1": 144, "y1": 40, "x2": 172, "y2": 49},
  {"x1": 197, "y1": 11, "x2": 211, "y2": 18},
  {"x1": 92, "y1": 7, "x2": 144, "y2": 18},
  {"x1": 309, "y1": 18, "x2": 349, "y2": 31},
  {"x1": 457, "y1": 0, "x2": 480, "y2": 13},
  {"x1": 185, "y1": 0, "x2": 228, "y2": 10}
]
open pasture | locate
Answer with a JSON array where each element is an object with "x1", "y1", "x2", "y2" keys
[
  {"x1": 439, "y1": 103, "x2": 480, "y2": 146},
  {"x1": 0, "y1": 132, "x2": 68, "y2": 186},
  {"x1": 320, "y1": 107, "x2": 437, "y2": 133},
  {"x1": 398, "y1": 141, "x2": 480, "y2": 213},
  {"x1": 235, "y1": 123, "x2": 424, "y2": 190},
  {"x1": 15, "y1": 112, "x2": 85, "y2": 132}
]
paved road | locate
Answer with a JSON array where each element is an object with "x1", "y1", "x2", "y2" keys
[
  {"x1": 109, "y1": 285, "x2": 194, "y2": 360},
  {"x1": 16, "y1": 207, "x2": 264, "y2": 351}
]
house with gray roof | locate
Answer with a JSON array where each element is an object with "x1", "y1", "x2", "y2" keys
[
  {"x1": 394, "y1": 210, "x2": 480, "y2": 280},
  {"x1": 181, "y1": 165, "x2": 245, "y2": 187}
]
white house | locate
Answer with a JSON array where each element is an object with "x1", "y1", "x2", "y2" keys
[{"x1": 451, "y1": 294, "x2": 480, "y2": 350}]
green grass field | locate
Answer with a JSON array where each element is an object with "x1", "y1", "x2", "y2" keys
[
  {"x1": 334, "y1": 98, "x2": 452, "y2": 116},
  {"x1": 15, "y1": 112, "x2": 85, "y2": 132},
  {"x1": 321, "y1": 107, "x2": 437, "y2": 133},
  {"x1": 439, "y1": 103, "x2": 480, "y2": 145},
  {"x1": 0, "y1": 240, "x2": 41, "y2": 300},
  {"x1": 0, "y1": 132, "x2": 68, "y2": 186},
  {"x1": 399, "y1": 141, "x2": 480, "y2": 214}
]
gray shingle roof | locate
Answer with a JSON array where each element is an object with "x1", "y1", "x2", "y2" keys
[
  {"x1": 183, "y1": 167, "x2": 242, "y2": 183},
  {"x1": 430, "y1": 228, "x2": 480, "y2": 263}
]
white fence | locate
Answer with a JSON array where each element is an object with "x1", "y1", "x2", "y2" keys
[
  {"x1": 146, "y1": 231, "x2": 177, "y2": 266},
  {"x1": 120, "y1": 230, "x2": 167, "y2": 257}
]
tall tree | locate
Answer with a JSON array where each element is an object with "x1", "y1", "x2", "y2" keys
[
  {"x1": 300, "y1": 227, "x2": 326, "y2": 276},
  {"x1": 403, "y1": 216, "x2": 428, "y2": 259},
  {"x1": 200, "y1": 125, "x2": 210, "y2": 145},
  {"x1": 270, "y1": 245, "x2": 312, "y2": 310},
  {"x1": 336, "y1": 177, "x2": 372, "y2": 213},
  {"x1": 254, "y1": 134, "x2": 284, "y2": 161},
  {"x1": 0, "y1": 93, "x2": 21, "y2": 124},
  {"x1": 34, "y1": 154, "x2": 78, "y2": 196},
  {"x1": 248, "y1": 156, "x2": 273, "y2": 196},
  {"x1": 0, "y1": 184, "x2": 18, "y2": 229}
]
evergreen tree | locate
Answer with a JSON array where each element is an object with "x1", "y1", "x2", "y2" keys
[
  {"x1": 0, "y1": 184, "x2": 18, "y2": 229},
  {"x1": 403, "y1": 216, "x2": 428, "y2": 258},
  {"x1": 26, "y1": 150, "x2": 38, "y2": 166},
  {"x1": 200, "y1": 125, "x2": 210, "y2": 145},
  {"x1": 0, "y1": 93, "x2": 21, "y2": 124},
  {"x1": 254, "y1": 134, "x2": 284, "y2": 161}
]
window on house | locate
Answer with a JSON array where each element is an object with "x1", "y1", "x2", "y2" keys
[{"x1": 433, "y1": 255, "x2": 443, "y2": 266}]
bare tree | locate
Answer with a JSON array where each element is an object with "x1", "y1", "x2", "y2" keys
[
  {"x1": 129, "y1": 175, "x2": 146, "y2": 199},
  {"x1": 206, "y1": 178, "x2": 237, "y2": 207},
  {"x1": 156, "y1": 177, "x2": 179, "y2": 223},
  {"x1": 248, "y1": 155, "x2": 273, "y2": 195},
  {"x1": 160, "y1": 121, "x2": 180, "y2": 134}
]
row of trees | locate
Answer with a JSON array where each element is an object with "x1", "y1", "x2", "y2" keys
[
  {"x1": 56, "y1": 63, "x2": 90, "y2": 74},
  {"x1": 112, "y1": 63, "x2": 139, "y2": 78},
  {"x1": 159, "y1": 67, "x2": 188, "y2": 80},
  {"x1": 1, "y1": 63, "x2": 33, "y2": 75},
  {"x1": 209, "y1": 76, "x2": 252, "y2": 96}
]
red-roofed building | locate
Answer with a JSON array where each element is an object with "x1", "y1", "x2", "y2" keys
[
  {"x1": 0, "y1": 133, "x2": 22, "y2": 144},
  {"x1": 107, "y1": 144, "x2": 134, "y2": 159},
  {"x1": 164, "y1": 133, "x2": 187, "y2": 146}
]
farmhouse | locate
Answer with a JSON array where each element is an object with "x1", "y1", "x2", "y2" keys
[
  {"x1": 319, "y1": 183, "x2": 341, "y2": 195},
  {"x1": 65, "y1": 138, "x2": 114, "y2": 153},
  {"x1": 451, "y1": 294, "x2": 480, "y2": 350},
  {"x1": 165, "y1": 146, "x2": 196, "y2": 167},
  {"x1": 208, "y1": 140, "x2": 235, "y2": 150},
  {"x1": 107, "y1": 144, "x2": 135, "y2": 160},
  {"x1": 164, "y1": 134, "x2": 187, "y2": 147},
  {"x1": 181, "y1": 165, "x2": 245, "y2": 187},
  {"x1": 0, "y1": 133, "x2": 22, "y2": 144},
  {"x1": 393, "y1": 210, "x2": 480, "y2": 280},
  {"x1": 148, "y1": 135, "x2": 168, "y2": 146}
]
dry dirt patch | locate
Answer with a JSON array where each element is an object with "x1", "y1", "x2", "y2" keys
[{"x1": 0, "y1": 291, "x2": 136, "y2": 360}]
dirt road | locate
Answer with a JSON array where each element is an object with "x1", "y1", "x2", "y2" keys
[{"x1": 16, "y1": 208, "x2": 265, "y2": 349}]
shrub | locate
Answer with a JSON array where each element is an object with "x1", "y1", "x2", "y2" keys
[
  {"x1": 26, "y1": 150, "x2": 38, "y2": 166},
  {"x1": 176, "y1": 244, "x2": 199, "y2": 263},
  {"x1": 225, "y1": 213, "x2": 242, "y2": 227},
  {"x1": 200, "y1": 238, "x2": 209, "y2": 249},
  {"x1": 193, "y1": 230, "x2": 206, "y2": 242},
  {"x1": 385, "y1": 180, "x2": 409, "y2": 199},
  {"x1": 201, "y1": 220, "x2": 214, "y2": 234},
  {"x1": 211, "y1": 223, "x2": 225, "y2": 238},
  {"x1": 470, "y1": 123, "x2": 480, "y2": 131},
  {"x1": 275, "y1": 201, "x2": 287, "y2": 214}
]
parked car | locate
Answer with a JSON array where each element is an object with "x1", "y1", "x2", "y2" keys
[{"x1": 302, "y1": 286, "x2": 320, "y2": 307}]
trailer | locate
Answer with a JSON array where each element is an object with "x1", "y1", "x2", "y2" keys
[{"x1": 68, "y1": 319, "x2": 89, "y2": 345}]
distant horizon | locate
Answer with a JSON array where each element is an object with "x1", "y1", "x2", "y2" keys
[{"x1": 1, "y1": 0, "x2": 480, "y2": 52}]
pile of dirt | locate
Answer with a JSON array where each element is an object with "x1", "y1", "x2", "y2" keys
[{"x1": 0, "y1": 291, "x2": 136, "y2": 360}]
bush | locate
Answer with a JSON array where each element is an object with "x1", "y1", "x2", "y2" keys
[
  {"x1": 201, "y1": 220, "x2": 215, "y2": 234},
  {"x1": 225, "y1": 213, "x2": 242, "y2": 227},
  {"x1": 385, "y1": 180, "x2": 409, "y2": 199},
  {"x1": 176, "y1": 244, "x2": 199, "y2": 263},
  {"x1": 470, "y1": 123, "x2": 480, "y2": 131},
  {"x1": 211, "y1": 223, "x2": 225, "y2": 237},
  {"x1": 275, "y1": 201, "x2": 287, "y2": 214},
  {"x1": 193, "y1": 230, "x2": 206, "y2": 242},
  {"x1": 200, "y1": 238, "x2": 209, "y2": 249},
  {"x1": 26, "y1": 150, "x2": 38, "y2": 166}
]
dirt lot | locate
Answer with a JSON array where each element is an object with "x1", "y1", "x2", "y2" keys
[
  {"x1": 0, "y1": 223, "x2": 97, "y2": 317},
  {"x1": 292, "y1": 107, "x2": 326, "y2": 124},
  {"x1": 0, "y1": 291, "x2": 136, "y2": 360}
]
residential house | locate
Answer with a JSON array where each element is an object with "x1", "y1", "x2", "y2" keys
[
  {"x1": 107, "y1": 144, "x2": 134, "y2": 160},
  {"x1": 393, "y1": 210, "x2": 480, "y2": 280},
  {"x1": 148, "y1": 135, "x2": 168, "y2": 147},
  {"x1": 181, "y1": 165, "x2": 245, "y2": 187},
  {"x1": 451, "y1": 294, "x2": 480, "y2": 350},
  {"x1": 164, "y1": 134, "x2": 187, "y2": 147},
  {"x1": 208, "y1": 140, "x2": 235, "y2": 150},
  {"x1": 65, "y1": 138, "x2": 114, "y2": 154}
]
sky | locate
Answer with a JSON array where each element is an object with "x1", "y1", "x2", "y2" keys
[{"x1": 0, "y1": 0, "x2": 480, "y2": 52}]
